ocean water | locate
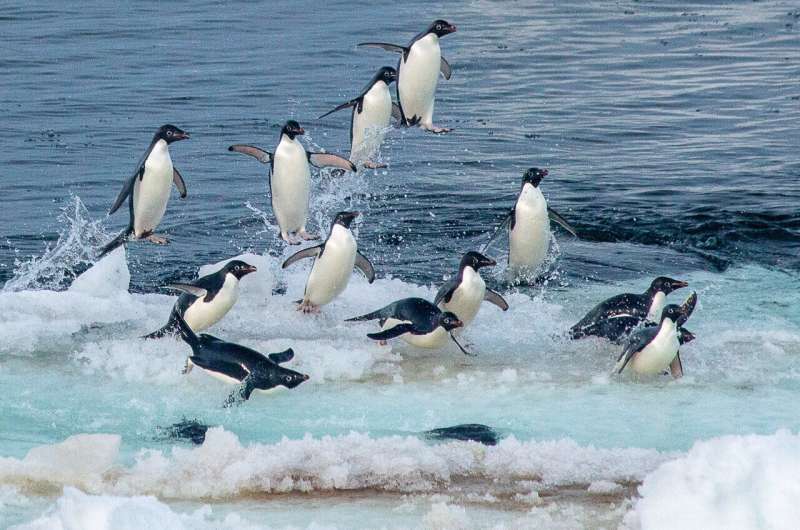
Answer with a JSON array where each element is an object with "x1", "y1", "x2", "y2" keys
[{"x1": 1, "y1": 1, "x2": 799, "y2": 529}]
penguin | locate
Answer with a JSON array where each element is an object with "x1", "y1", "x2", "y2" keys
[
  {"x1": 175, "y1": 313, "x2": 309, "y2": 406},
  {"x1": 358, "y1": 19, "x2": 456, "y2": 133},
  {"x1": 143, "y1": 260, "x2": 257, "y2": 339},
  {"x1": 482, "y1": 168, "x2": 577, "y2": 279},
  {"x1": 99, "y1": 124, "x2": 190, "y2": 257},
  {"x1": 569, "y1": 276, "x2": 689, "y2": 342},
  {"x1": 319, "y1": 67, "x2": 398, "y2": 168},
  {"x1": 434, "y1": 251, "x2": 508, "y2": 330},
  {"x1": 345, "y1": 297, "x2": 470, "y2": 354},
  {"x1": 228, "y1": 120, "x2": 356, "y2": 244},
  {"x1": 614, "y1": 292, "x2": 697, "y2": 377},
  {"x1": 281, "y1": 211, "x2": 375, "y2": 313}
]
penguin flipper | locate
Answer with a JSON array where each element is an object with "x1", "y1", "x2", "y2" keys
[
  {"x1": 450, "y1": 333, "x2": 476, "y2": 356},
  {"x1": 282, "y1": 245, "x2": 322, "y2": 269},
  {"x1": 172, "y1": 168, "x2": 187, "y2": 198},
  {"x1": 224, "y1": 376, "x2": 257, "y2": 407},
  {"x1": 357, "y1": 42, "x2": 409, "y2": 55},
  {"x1": 228, "y1": 145, "x2": 272, "y2": 164},
  {"x1": 308, "y1": 152, "x2": 356, "y2": 173},
  {"x1": 480, "y1": 210, "x2": 513, "y2": 254},
  {"x1": 108, "y1": 167, "x2": 141, "y2": 215},
  {"x1": 484, "y1": 289, "x2": 509, "y2": 311},
  {"x1": 547, "y1": 207, "x2": 577, "y2": 237},
  {"x1": 354, "y1": 252, "x2": 376, "y2": 283},
  {"x1": 440, "y1": 56, "x2": 452, "y2": 80},
  {"x1": 318, "y1": 98, "x2": 360, "y2": 119},
  {"x1": 268, "y1": 348, "x2": 294, "y2": 365},
  {"x1": 391, "y1": 102, "x2": 404, "y2": 122},
  {"x1": 165, "y1": 283, "x2": 208, "y2": 298},
  {"x1": 615, "y1": 327, "x2": 658, "y2": 374},
  {"x1": 367, "y1": 324, "x2": 415, "y2": 341},
  {"x1": 434, "y1": 277, "x2": 459, "y2": 306},
  {"x1": 670, "y1": 354, "x2": 684, "y2": 378}
]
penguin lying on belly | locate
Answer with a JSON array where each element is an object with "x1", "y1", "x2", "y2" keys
[{"x1": 175, "y1": 313, "x2": 309, "y2": 406}]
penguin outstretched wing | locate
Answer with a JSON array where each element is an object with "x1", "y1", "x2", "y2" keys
[
  {"x1": 228, "y1": 145, "x2": 273, "y2": 164},
  {"x1": 484, "y1": 289, "x2": 509, "y2": 311},
  {"x1": 440, "y1": 56, "x2": 452, "y2": 80},
  {"x1": 282, "y1": 245, "x2": 323, "y2": 269},
  {"x1": 615, "y1": 326, "x2": 659, "y2": 374},
  {"x1": 318, "y1": 97, "x2": 363, "y2": 119},
  {"x1": 449, "y1": 334, "x2": 475, "y2": 356},
  {"x1": 669, "y1": 354, "x2": 684, "y2": 378},
  {"x1": 172, "y1": 168, "x2": 187, "y2": 198},
  {"x1": 479, "y1": 208, "x2": 514, "y2": 254},
  {"x1": 307, "y1": 152, "x2": 356, "y2": 172},
  {"x1": 224, "y1": 375, "x2": 258, "y2": 407},
  {"x1": 357, "y1": 42, "x2": 410, "y2": 60},
  {"x1": 355, "y1": 252, "x2": 376, "y2": 283},
  {"x1": 108, "y1": 166, "x2": 143, "y2": 215},
  {"x1": 165, "y1": 283, "x2": 208, "y2": 298},
  {"x1": 268, "y1": 348, "x2": 294, "y2": 365},
  {"x1": 547, "y1": 207, "x2": 577, "y2": 237}
]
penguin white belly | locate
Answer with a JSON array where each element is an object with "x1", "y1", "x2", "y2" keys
[
  {"x1": 271, "y1": 139, "x2": 311, "y2": 234},
  {"x1": 629, "y1": 323, "x2": 680, "y2": 375},
  {"x1": 351, "y1": 83, "x2": 392, "y2": 163},
  {"x1": 381, "y1": 318, "x2": 448, "y2": 349},
  {"x1": 440, "y1": 268, "x2": 485, "y2": 327},
  {"x1": 182, "y1": 275, "x2": 240, "y2": 332},
  {"x1": 187, "y1": 358, "x2": 243, "y2": 385},
  {"x1": 304, "y1": 227, "x2": 357, "y2": 306},
  {"x1": 646, "y1": 292, "x2": 666, "y2": 322},
  {"x1": 398, "y1": 34, "x2": 441, "y2": 126},
  {"x1": 508, "y1": 188, "x2": 551, "y2": 273},
  {"x1": 133, "y1": 141, "x2": 173, "y2": 237}
]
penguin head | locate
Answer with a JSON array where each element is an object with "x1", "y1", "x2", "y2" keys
[
  {"x1": 437, "y1": 311, "x2": 464, "y2": 331},
  {"x1": 460, "y1": 251, "x2": 496, "y2": 271},
  {"x1": 377, "y1": 66, "x2": 398, "y2": 86},
  {"x1": 157, "y1": 124, "x2": 190, "y2": 144},
  {"x1": 333, "y1": 211, "x2": 360, "y2": 229},
  {"x1": 522, "y1": 167, "x2": 548, "y2": 188},
  {"x1": 276, "y1": 367, "x2": 310, "y2": 389},
  {"x1": 224, "y1": 260, "x2": 257, "y2": 279},
  {"x1": 658, "y1": 304, "x2": 683, "y2": 324},
  {"x1": 427, "y1": 19, "x2": 457, "y2": 37},
  {"x1": 282, "y1": 120, "x2": 305, "y2": 140},
  {"x1": 649, "y1": 277, "x2": 688, "y2": 295}
]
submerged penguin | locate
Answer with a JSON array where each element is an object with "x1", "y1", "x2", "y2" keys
[
  {"x1": 282, "y1": 211, "x2": 375, "y2": 313},
  {"x1": 434, "y1": 251, "x2": 508, "y2": 330},
  {"x1": 143, "y1": 259, "x2": 257, "y2": 339},
  {"x1": 319, "y1": 67, "x2": 398, "y2": 168},
  {"x1": 346, "y1": 297, "x2": 470, "y2": 354},
  {"x1": 483, "y1": 168, "x2": 577, "y2": 280},
  {"x1": 175, "y1": 313, "x2": 309, "y2": 406},
  {"x1": 358, "y1": 19, "x2": 456, "y2": 133},
  {"x1": 570, "y1": 277, "x2": 689, "y2": 342},
  {"x1": 99, "y1": 124, "x2": 190, "y2": 257},
  {"x1": 228, "y1": 120, "x2": 356, "y2": 244}
]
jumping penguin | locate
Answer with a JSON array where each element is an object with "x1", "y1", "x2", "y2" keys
[
  {"x1": 282, "y1": 211, "x2": 376, "y2": 313},
  {"x1": 319, "y1": 66, "x2": 398, "y2": 168},
  {"x1": 358, "y1": 19, "x2": 456, "y2": 133},
  {"x1": 99, "y1": 124, "x2": 190, "y2": 257},
  {"x1": 228, "y1": 120, "x2": 356, "y2": 244}
]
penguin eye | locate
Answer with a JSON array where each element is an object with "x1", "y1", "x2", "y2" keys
[
  {"x1": 166, "y1": 130, "x2": 173, "y2": 137},
  {"x1": 283, "y1": 375, "x2": 292, "y2": 383},
  {"x1": 436, "y1": 24, "x2": 442, "y2": 30}
]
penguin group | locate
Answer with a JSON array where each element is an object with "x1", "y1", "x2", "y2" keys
[{"x1": 96, "y1": 20, "x2": 699, "y2": 405}]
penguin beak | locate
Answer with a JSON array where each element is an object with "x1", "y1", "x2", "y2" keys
[
  {"x1": 483, "y1": 256, "x2": 497, "y2": 267},
  {"x1": 447, "y1": 24, "x2": 457, "y2": 34},
  {"x1": 302, "y1": 374, "x2": 310, "y2": 381},
  {"x1": 674, "y1": 280, "x2": 689, "y2": 289},
  {"x1": 242, "y1": 265, "x2": 257, "y2": 276},
  {"x1": 296, "y1": 127, "x2": 305, "y2": 135},
  {"x1": 174, "y1": 131, "x2": 190, "y2": 141}
]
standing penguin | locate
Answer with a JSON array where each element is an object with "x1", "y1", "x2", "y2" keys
[
  {"x1": 358, "y1": 19, "x2": 456, "y2": 133},
  {"x1": 99, "y1": 124, "x2": 190, "y2": 257},
  {"x1": 228, "y1": 120, "x2": 356, "y2": 244},
  {"x1": 483, "y1": 168, "x2": 577, "y2": 279},
  {"x1": 319, "y1": 67, "x2": 398, "y2": 168},
  {"x1": 143, "y1": 259, "x2": 257, "y2": 339},
  {"x1": 281, "y1": 211, "x2": 376, "y2": 313},
  {"x1": 434, "y1": 251, "x2": 508, "y2": 330}
]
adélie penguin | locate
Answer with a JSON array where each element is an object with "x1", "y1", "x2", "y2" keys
[
  {"x1": 143, "y1": 259, "x2": 257, "y2": 339},
  {"x1": 570, "y1": 276, "x2": 689, "y2": 342},
  {"x1": 99, "y1": 124, "x2": 190, "y2": 257},
  {"x1": 228, "y1": 120, "x2": 356, "y2": 244},
  {"x1": 175, "y1": 312, "x2": 309, "y2": 406},
  {"x1": 345, "y1": 297, "x2": 472, "y2": 355},
  {"x1": 434, "y1": 251, "x2": 509, "y2": 330},
  {"x1": 319, "y1": 67, "x2": 398, "y2": 168},
  {"x1": 482, "y1": 168, "x2": 577, "y2": 280},
  {"x1": 614, "y1": 292, "x2": 698, "y2": 378},
  {"x1": 358, "y1": 19, "x2": 456, "y2": 133},
  {"x1": 282, "y1": 211, "x2": 375, "y2": 313}
]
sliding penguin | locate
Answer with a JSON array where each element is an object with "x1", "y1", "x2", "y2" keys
[
  {"x1": 319, "y1": 67, "x2": 397, "y2": 168},
  {"x1": 228, "y1": 120, "x2": 355, "y2": 244},
  {"x1": 143, "y1": 259, "x2": 257, "y2": 339},
  {"x1": 615, "y1": 292, "x2": 698, "y2": 378},
  {"x1": 175, "y1": 313, "x2": 309, "y2": 406},
  {"x1": 99, "y1": 124, "x2": 190, "y2": 257},
  {"x1": 358, "y1": 19, "x2": 456, "y2": 133},
  {"x1": 282, "y1": 211, "x2": 375, "y2": 313},
  {"x1": 434, "y1": 251, "x2": 508, "y2": 330},
  {"x1": 570, "y1": 277, "x2": 689, "y2": 342},
  {"x1": 346, "y1": 297, "x2": 470, "y2": 354}
]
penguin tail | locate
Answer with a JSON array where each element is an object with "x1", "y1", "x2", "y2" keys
[
  {"x1": 174, "y1": 312, "x2": 199, "y2": 348},
  {"x1": 98, "y1": 227, "x2": 133, "y2": 258},
  {"x1": 142, "y1": 314, "x2": 180, "y2": 340},
  {"x1": 344, "y1": 308, "x2": 387, "y2": 322}
]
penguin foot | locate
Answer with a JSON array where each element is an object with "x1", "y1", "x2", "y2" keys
[
  {"x1": 281, "y1": 233, "x2": 302, "y2": 245},
  {"x1": 146, "y1": 234, "x2": 169, "y2": 245},
  {"x1": 299, "y1": 230, "x2": 319, "y2": 241},
  {"x1": 363, "y1": 160, "x2": 387, "y2": 169},
  {"x1": 423, "y1": 125, "x2": 453, "y2": 134},
  {"x1": 379, "y1": 340, "x2": 388, "y2": 346},
  {"x1": 297, "y1": 301, "x2": 320, "y2": 314},
  {"x1": 182, "y1": 360, "x2": 193, "y2": 374}
]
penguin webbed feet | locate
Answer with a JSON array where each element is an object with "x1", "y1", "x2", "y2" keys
[
  {"x1": 299, "y1": 230, "x2": 319, "y2": 241},
  {"x1": 144, "y1": 234, "x2": 169, "y2": 245},
  {"x1": 182, "y1": 359, "x2": 193, "y2": 375},
  {"x1": 422, "y1": 123, "x2": 453, "y2": 134},
  {"x1": 362, "y1": 160, "x2": 387, "y2": 169},
  {"x1": 296, "y1": 301, "x2": 320, "y2": 314}
]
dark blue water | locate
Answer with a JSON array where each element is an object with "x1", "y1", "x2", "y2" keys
[{"x1": 2, "y1": 1, "x2": 798, "y2": 291}]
